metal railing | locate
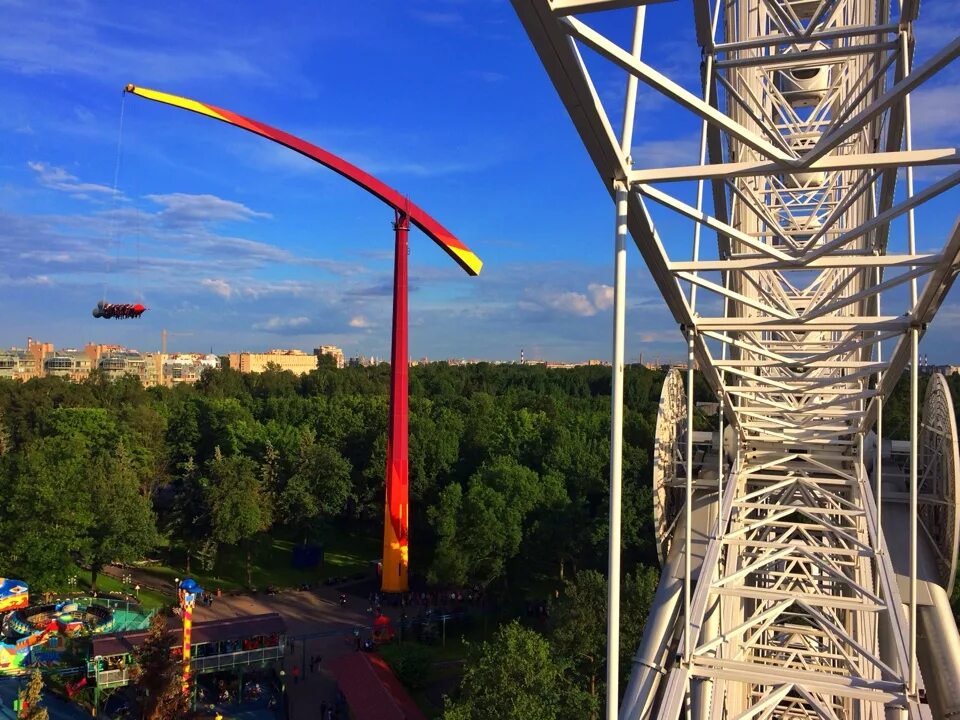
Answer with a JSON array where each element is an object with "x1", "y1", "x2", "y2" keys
[
  {"x1": 192, "y1": 646, "x2": 284, "y2": 674},
  {"x1": 94, "y1": 668, "x2": 132, "y2": 687}
]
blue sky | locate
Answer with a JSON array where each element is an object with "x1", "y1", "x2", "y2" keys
[{"x1": 0, "y1": 1, "x2": 958, "y2": 363}]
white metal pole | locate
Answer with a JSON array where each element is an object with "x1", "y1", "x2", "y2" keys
[
  {"x1": 607, "y1": 182, "x2": 628, "y2": 720},
  {"x1": 901, "y1": 27, "x2": 920, "y2": 699},
  {"x1": 717, "y1": 392, "x2": 724, "y2": 537},
  {"x1": 902, "y1": 32, "x2": 918, "y2": 308},
  {"x1": 909, "y1": 326, "x2": 918, "y2": 696},
  {"x1": 875, "y1": 264, "x2": 884, "y2": 553},
  {"x1": 606, "y1": 11, "x2": 644, "y2": 720},
  {"x1": 875, "y1": 392, "x2": 883, "y2": 551},
  {"x1": 685, "y1": 330, "x2": 695, "y2": 665}
]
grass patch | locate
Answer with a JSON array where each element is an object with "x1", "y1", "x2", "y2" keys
[
  {"x1": 140, "y1": 528, "x2": 381, "y2": 592},
  {"x1": 48, "y1": 564, "x2": 173, "y2": 611}
]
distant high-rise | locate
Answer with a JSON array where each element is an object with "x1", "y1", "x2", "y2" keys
[{"x1": 227, "y1": 349, "x2": 319, "y2": 375}]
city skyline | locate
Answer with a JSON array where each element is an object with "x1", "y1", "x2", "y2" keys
[
  {"x1": 1, "y1": 2, "x2": 959, "y2": 362},
  {"x1": 0, "y1": 334, "x2": 629, "y2": 368}
]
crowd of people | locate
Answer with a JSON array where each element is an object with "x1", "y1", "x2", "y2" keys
[{"x1": 367, "y1": 586, "x2": 486, "y2": 613}]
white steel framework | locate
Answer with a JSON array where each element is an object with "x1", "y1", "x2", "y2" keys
[{"x1": 512, "y1": 0, "x2": 960, "y2": 717}]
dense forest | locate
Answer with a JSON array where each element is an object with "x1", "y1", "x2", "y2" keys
[{"x1": 0, "y1": 362, "x2": 707, "y2": 593}]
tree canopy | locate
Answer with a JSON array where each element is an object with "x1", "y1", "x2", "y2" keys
[
  {"x1": 443, "y1": 621, "x2": 594, "y2": 720},
  {"x1": 131, "y1": 613, "x2": 189, "y2": 720}
]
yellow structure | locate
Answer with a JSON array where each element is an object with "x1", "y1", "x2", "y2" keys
[{"x1": 227, "y1": 349, "x2": 318, "y2": 375}]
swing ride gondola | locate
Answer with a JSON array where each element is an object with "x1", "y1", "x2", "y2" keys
[{"x1": 91, "y1": 300, "x2": 146, "y2": 319}]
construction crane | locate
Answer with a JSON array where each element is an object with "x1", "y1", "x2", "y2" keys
[
  {"x1": 161, "y1": 329, "x2": 193, "y2": 355},
  {"x1": 514, "y1": 1, "x2": 960, "y2": 718}
]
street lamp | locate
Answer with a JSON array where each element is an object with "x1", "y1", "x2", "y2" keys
[
  {"x1": 68, "y1": 575, "x2": 77, "y2": 594},
  {"x1": 120, "y1": 574, "x2": 133, "y2": 614}
]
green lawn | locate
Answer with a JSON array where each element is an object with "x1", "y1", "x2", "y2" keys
[
  {"x1": 53, "y1": 563, "x2": 174, "y2": 610},
  {"x1": 141, "y1": 528, "x2": 381, "y2": 592}
]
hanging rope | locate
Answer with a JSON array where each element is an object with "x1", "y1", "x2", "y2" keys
[
  {"x1": 134, "y1": 186, "x2": 143, "y2": 303},
  {"x1": 103, "y1": 91, "x2": 127, "y2": 302}
]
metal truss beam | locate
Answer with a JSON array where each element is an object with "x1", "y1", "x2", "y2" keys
[{"x1": 513, "y1": 0, "x2": 960, "y2": 716}]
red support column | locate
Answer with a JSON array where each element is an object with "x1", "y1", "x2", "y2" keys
[{"x1": 382, "y1": 209, "x2": 410, "y2": 593}]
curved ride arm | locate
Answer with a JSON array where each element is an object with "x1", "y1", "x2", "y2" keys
[{"x1": 124, "y1": 84, "x2": 482, "y2": 276}]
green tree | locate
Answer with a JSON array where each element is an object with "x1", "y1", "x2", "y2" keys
[
  {"x1": 82, "y1": 441, "x2": 160, "y2": 589},
  {"x1": 0, "y1": 406, "x2": 10, "y2": 457},
  {"x1": 131, "y1": 613, "x2": 189, "y2": 720},
  {"x1": 207, "y1": 449, "x2": 273, "y2": 586},
  {"x1": 429, "y1": 457, "x2": 552, "y2": 590},
  {"x1": 0, "y1": 435, "x2": 93, "y2": 588},
  {"x1": 550, "y1": 566, "x2": 661, "y2": 706},
  {"x1": 443, "y1": 621, "x2": 593, "y2": 720},
  {"x1": 167, "y1": 457, "x2": 215, "y2": 573},
  {"x1": 278, "y1": 434, "x2": 352, "y2": 543},
  {"x1": 619, "y1": 566, "x2": 660, "y2": 675},
  {"x1": 385, "y1": 643, "x2": 433, "y2": 691},
  {"x1": 17, "y1": 669, "x2": 48, "y2": 720},
  {"x1": 427, "y1": 483, "x2": 468, "y2": 586},
  {"x1": 551, "y1": 569, "x2": 607, "y2": 702}
]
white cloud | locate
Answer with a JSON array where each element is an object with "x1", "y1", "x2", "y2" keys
[
  {"x1": 912, "y1": 83, "x2": 960, "y2": 142},
  {"x1": 27, "y1": 161, "x2": 114, "y2": 195},
  {"x1": 410, "y1": 10, "x2": 463, "y2": 26},
  {"x1": 349, "y1": 315, "x2": 372, "y2": 328},
  {"x1": 637, "y1": 330, "x2": 679, "y2": 344},
  {"x1": 145, "y1": 193, "x2": 271, "y2": 226},
  {"x1": 3, "y1": 274, "x2": 53, "y2": 287},
  {"x1": 545, "y1": 291, "x2": 599, "y2": 317},
  {"x1": 0, "y1": 7, "x2": 270, "y2": 84},
  {"x1": 19, "y1": 250, "x2": 72, "y2": 263},
  {"x1": 471, "y1": 70, "x2": 506, "y2": 83},
  {"x1": 535, "y1": 283, "x2": 616, "y2": 317},
  {"x1": 253, "y1": 316, "x2": 310, "y2": 331},
  {"x1": 201, "y1": 278, "x2": 233, "y2": 299},
  {"x1": 630, "y1": 134, "x2": 701, "y2": 169},
  {"x1": 588, "y1": 283, "x2": 614, "y2": 311}
]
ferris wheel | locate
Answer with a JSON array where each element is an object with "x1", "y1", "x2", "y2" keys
[{"x1": 514, "y1": 1, "x2": 960, "y2": 717}]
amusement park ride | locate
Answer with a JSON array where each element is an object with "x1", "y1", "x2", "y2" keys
[
  {"x1": 91, "y1": 300, "x2": 146, "y2": 320},
  {"x1": 121, "y1": 84, "x2": 482, "y2": 597},
  {"x1": 513, "y1": 0, "x2": 960, "y2": 718}
]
